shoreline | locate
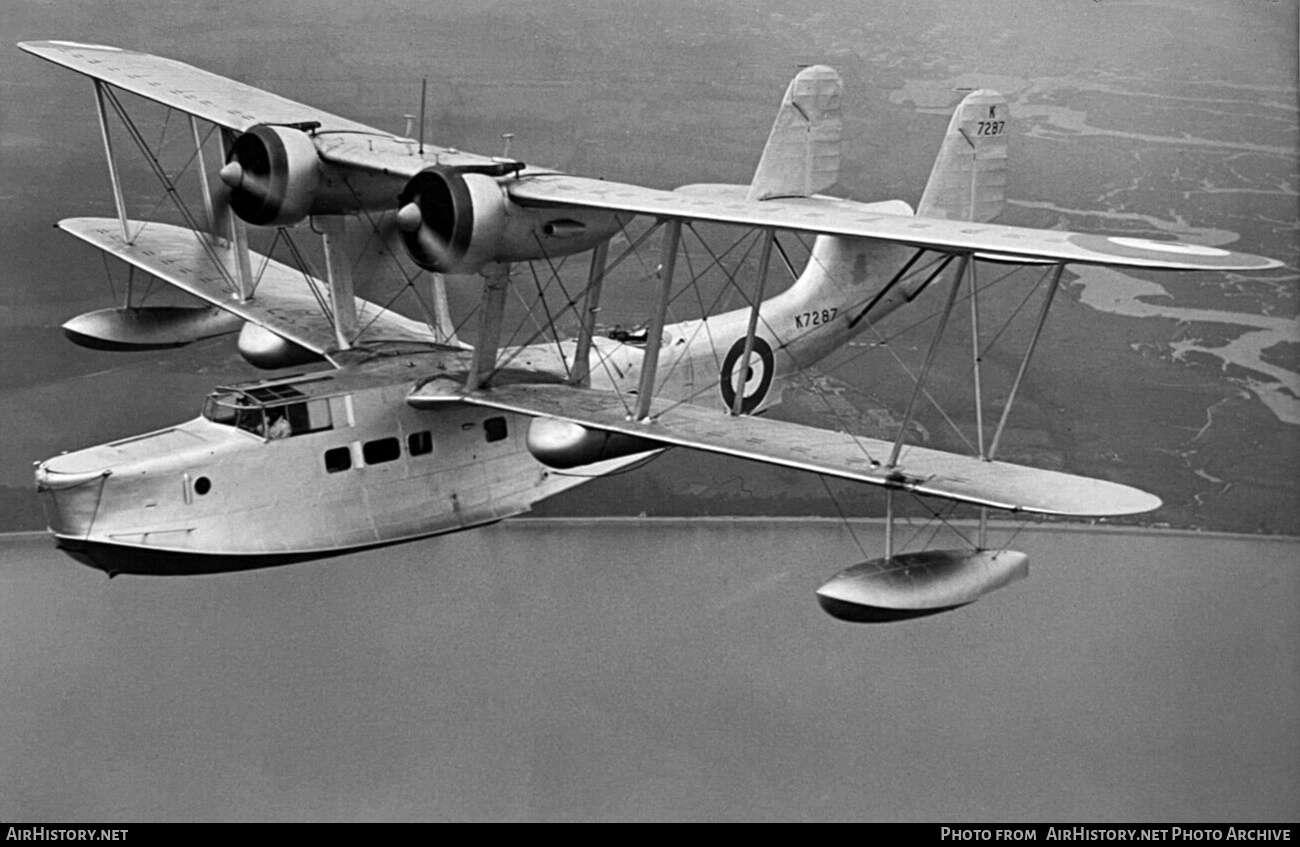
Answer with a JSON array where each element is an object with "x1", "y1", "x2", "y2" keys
[{"x1": 5, "y1": 517, "x2": 1297, "y2": 545}]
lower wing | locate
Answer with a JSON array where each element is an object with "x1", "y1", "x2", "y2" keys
[
  {"x1": 58, "y1": 218, "x2": 443, "y2": 362},
  {"x1": 407, "y1": 380, "x2": 1161, "y2": 517}
]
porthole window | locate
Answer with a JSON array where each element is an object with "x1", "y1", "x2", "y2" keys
[
  {"x1": 363, "y1": 437, "x2": 401, "y2": 465},
  {"x1": 325, "y1": 446, "x2": 352, "y2": 473},
  {"x1": 484, "y1": 416, "x2": 508, "y2": 443},
  {"x1": 408, "y1": 430, "x2": 433, "y2": 456},
  {"x1": 194, "y1": 476, "x2": 211, "y2": 495}
]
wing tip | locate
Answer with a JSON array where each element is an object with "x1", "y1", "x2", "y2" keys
[{"x1": 20, "y1": 40, "x2": 126, "y2": 53}]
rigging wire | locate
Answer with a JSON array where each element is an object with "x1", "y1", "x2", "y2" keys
[{"x1": 818, "y1": 474, "x2": 870, "y2": 560}]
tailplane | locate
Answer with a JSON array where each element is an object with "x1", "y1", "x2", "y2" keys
[
  {"x1": 917, "y1": 90, "x2": 1008, "y2": 222},
  {"x1": 747, "y1": 65, "x2": 843, "y2": 201}
]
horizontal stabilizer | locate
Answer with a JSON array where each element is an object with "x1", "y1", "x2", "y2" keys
[{"x1": 407, "y1": 380, "x2": 1162, "y2": 517}]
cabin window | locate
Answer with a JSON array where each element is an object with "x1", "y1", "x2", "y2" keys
[
  {"x1": 194, "y1": 476, "x2": 212, "y2": 496},
  {"x1": 363, "y1": 437, "x2": 401, "y2": 465},
  {"x1": 325, "y1": 446, "x2": 352, "y2": 473},
  {"x1": 408, "y1": 430, "x2": 433, "y2": 456},
  {"x1": 484, "y1": 417, "x2": 508, "y2": 443}
]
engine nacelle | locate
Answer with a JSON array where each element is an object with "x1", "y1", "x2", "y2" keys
[
  {"x1": 237, "y1": 322, "x2": 323, "y2": 370},
  {"x1": 526, "y1": 417, "x2": 662, "y2": 469},
  {"x1": 396, "y1": 166, "x2": 622, "y2": 274},
  {"x1": 222, "y1": 124, "x2": 324, "y2": 227}
]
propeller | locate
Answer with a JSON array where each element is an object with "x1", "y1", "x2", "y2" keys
[{"x1": 395, "y1": 170, "x2": 459, "y2": 272}]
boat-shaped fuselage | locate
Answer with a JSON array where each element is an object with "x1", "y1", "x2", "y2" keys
[{"x1": 33, "y1": 355, "x2": 629, "y2": 575}]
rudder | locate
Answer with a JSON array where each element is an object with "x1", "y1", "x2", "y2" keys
[{"x1": 917, "y1": 90, "x2": 1008, "y2": 222}]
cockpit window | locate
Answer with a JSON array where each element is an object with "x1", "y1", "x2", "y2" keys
[
  {"x1": 247, "y1": 385, "x2": 307, "y2": 403},
  {"x1": 204, "y1": 390, "x2": 332, "y2": 439},
  {"x1": 203, "y1": 391, "x2": 265, "y2": 436}
]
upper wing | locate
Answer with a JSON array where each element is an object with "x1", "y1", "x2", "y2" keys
[
  {"x1": 59, "y1": 218, "x2": 443, "y2": 361},
  {"x1": 19, "y1": 40, "x2": 379, "y2": 135},
  {"x1": 510, "y1": 175, "x2": 1283, "y2": 272},
  {"x1": 26, "y1": 41, "x2": 1283, "y2": 272},
  {"x1": 408, "y1": 380, "x2": 1161, "y2": 517},
  {"x1": 17, "y1": 40, "x2": 501, "y2": 179}
]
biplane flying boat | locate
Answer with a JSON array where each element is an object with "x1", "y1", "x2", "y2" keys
[{"x1": 21, "y1": 41, "x2": 1283, "y2": 621}]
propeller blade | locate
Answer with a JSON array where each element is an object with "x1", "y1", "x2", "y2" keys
[
  {"x1": 415, "y1": 224, "x2": 454, "y2": 271},
  {"x1": 208, "y1": 180, "x2": 232, "y2": 244}
]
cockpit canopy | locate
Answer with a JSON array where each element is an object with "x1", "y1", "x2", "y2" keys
[{"x1": 203, "y1": 380, "x2": 335, "y2": 440}]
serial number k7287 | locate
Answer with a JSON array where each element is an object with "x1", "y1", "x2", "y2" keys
[{"x1": 795, "y1": 308, "x2": 837, "y2": 329}]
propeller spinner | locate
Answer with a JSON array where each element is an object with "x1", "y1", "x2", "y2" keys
[{"x1": 395, "y1": 167, "x2": 474, "y2": 273}]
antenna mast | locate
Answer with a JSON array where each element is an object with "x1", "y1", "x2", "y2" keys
[{"x1": 418, "y1": 78, "x2": 427, "y2": 155}]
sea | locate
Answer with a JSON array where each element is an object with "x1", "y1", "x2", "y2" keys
[{"x1": 1, "y1": 519, "x2": 1297, "y2": 821}]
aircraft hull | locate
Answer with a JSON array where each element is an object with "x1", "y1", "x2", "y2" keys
[
  {"x1": 51, "y1": 520, "x2": 506, "y2": 577},
  {"x1": 33, "y1": 361, "x2": 643, "y2": 575}
]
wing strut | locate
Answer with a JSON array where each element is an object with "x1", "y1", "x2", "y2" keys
[
  {"x1": 91, "y1": 80, "x2": 130, "y2": 244},
  {"x1": 318, "y1": 215, "x2": 357, "y2": 350},
  {"x1": 634, "y1": 219, "x2": 682, "y2": 420},
  {"x1": 94, "y1": 81, "x2": 252, "y2": 302},
  {"x1": 570, "y1": 240, "x2": 610, "y2": 387},
  {"x1": 731, "y1": 228, "x2": 776, "y2": 415},
  {"x1": 219, "y1": 129, "x2": 254, "y2": 300},
  {"x1": 189, "y1": 116, "x2": 217, "y2": 237},
  {"x1": 968, "y1": 258, "x2": 989, "y2": 546},
  {"x1": 888, "y1": 253, "x2": 971, "y2": 469},
  {"x1": 467, "y1": 262, "x2": 511, "y2": 390},
  {"x1": 988, "y1": 263, "x2": 1066, "y2": 460}
]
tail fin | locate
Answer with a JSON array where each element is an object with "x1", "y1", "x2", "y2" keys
[
  {"x1": 747, "y1": 65, "x2": 843, "y2": 201},
  {"x1": 917, "y1": 90, "x2": 1008, "y2": 222}
]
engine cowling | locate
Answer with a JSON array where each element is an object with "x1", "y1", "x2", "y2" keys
[
  {"x1": 396, "y1": 167, "x2": 508, "y2": 274},
  {"x1": 526, "y1": 417, "x2": 662, "y2": 469},
  {"x1": 237, "y1": 322, "x2": 323, "y2": 369},
  {"x1": 220, "y1": 124, "x2": 323, "y2": 227},
  {"x1": 396, "y1": 166, "x2": 623, "y2": 274}
]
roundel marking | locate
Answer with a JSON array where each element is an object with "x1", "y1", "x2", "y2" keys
[{"x1": 719, "y1": 336, "x2": 775, "y2": 414}]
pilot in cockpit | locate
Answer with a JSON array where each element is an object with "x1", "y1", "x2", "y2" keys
[{"x1": 266, "y1": 410, "x2": 292, "y2": 439}]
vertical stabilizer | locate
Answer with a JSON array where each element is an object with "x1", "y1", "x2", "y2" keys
[
  {"x1": 747, "y1": 65, "x2": 843, "y2": 201},
  {"x1": 917, "y1": 90, "x2": 1008, "y2": 222}
]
